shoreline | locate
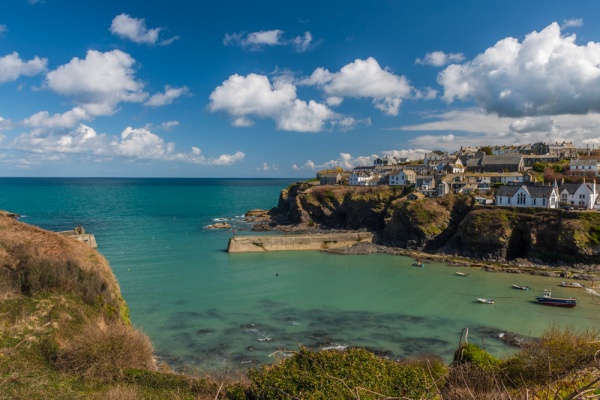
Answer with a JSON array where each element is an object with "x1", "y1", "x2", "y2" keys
[{"x1": 326, "y1": 241, "x2": 600, "y2": 282}]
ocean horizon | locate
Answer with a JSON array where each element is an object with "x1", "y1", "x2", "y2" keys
[{"x1": 1, "y1": 177, "x2": 598, "y2": 373}]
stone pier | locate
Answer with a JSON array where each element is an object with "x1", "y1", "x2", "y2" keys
[{"x1": 227, "y1": 232, "x2": 375, "y2": 253}]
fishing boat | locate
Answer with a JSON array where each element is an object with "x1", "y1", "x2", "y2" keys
[
  {"x1": 512, "y1": 284, "x2": 529, "y2": 290},
  {"x1": 535, "y1": 289, "x2": 577, "y2": 307},
  {"x1": 560, "y1": 281, "x2": 585, "y2": 288},
  {"x1": 477, "y1": 298, "x2": 494, "y2": 304},
  {"x1": 455, "y1": 272, "x2": 470, "y2": 277}
]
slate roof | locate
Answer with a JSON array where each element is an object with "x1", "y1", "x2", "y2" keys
[
  {"x1": 559, "y1": 182, "x2": 594, "y2": 194},
  {"x1": 496, "y1": 183, "x2": 556, "y2": 199},
  {"x1": 481, "y1": 154, "x2": 523, "y2": 165}
]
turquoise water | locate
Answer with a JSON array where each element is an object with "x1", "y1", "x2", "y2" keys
[{"x1": 1, "y1": 178, "x2": 599, "y2": 373}]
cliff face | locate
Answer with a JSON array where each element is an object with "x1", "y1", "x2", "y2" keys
[{"x1": 270, "y1": 184, "x2": 600, "y2": 265}]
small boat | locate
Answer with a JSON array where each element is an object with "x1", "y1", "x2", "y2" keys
[
  {"x1": 560, "y1": 281, "x2": 585, "y2": 288},
  {"x1": 412, "y1": 260, "x2": 425, "y2": 268},
  {"x1": 535, "y1": 289, "x2": 577, "y2": 307},
  {"x1": 455, "y1": 272, "x2": 470, "y2": 277},
  {"x1": 512, "y1": 284, "x2": 530, "y2": 290},
  {"x1": 477, "y1": 298, "x2": 495, "y2": 304}
]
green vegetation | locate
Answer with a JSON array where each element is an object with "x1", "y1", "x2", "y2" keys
[
  {"x1": 2, "y1": 212, "x2": 600, "y2": 399},
  {"x1": 248, "y1": 348, "x2": 445, "y2": 399}
]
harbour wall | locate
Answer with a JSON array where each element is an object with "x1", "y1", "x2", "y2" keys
[{"x1": 227, "y1": 232, "x2": 375, "y2": 253}]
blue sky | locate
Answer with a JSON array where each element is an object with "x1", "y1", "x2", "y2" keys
[{"x1": 2, "y1": 0, "x2": 600, "y2": 177}]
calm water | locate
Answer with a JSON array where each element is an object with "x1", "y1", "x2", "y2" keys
[{"x1": 1, "y1": 177, "x2": 599, "y2": 373}]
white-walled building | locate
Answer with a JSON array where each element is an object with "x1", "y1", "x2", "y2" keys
[
  {"x1": 388, "y1": 169, "x2": 416, "y2": 186},
  {"x1": 558, "y1": 181, "x2": 598, "y2": 209},
  {"x1": 496, "y1": 184, "x2": 559, "y2": 209}
]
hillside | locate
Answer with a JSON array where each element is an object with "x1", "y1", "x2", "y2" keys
[
  {"x1": 268, "y1": 183, "x2": 600, "y2": 266},
  {"x1": 0, "y1": 211, "x2": 219, "y2": 399},
  {"x1": 1, "y1": 210, "x2": 599, "y2": 399}
]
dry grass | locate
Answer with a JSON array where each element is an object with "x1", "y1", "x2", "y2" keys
[{"x1": 55, "y1": 321, "x2": 155, "y2": 382}]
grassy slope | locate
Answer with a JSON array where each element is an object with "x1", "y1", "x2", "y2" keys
[{"x1": 1, "y1": 211, "x2": 598, "y2": 399}]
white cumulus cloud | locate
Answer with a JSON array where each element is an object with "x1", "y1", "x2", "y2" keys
[
  {"x1": 438, "y1": 22, "x2": 600, "y2": 117},
  {"x1": 8, "y1": 124, "x2": 245, "y2": 166},
  {"x1": 45, "y1": 49, "x2": 148, "y2": 120},
  {"x1": 208, "y1": 73, "x2": 335, "y2": 132},
  {"x1": 224, "y1": 29, "x2": 316, "y2": 52},
  {"x1": 292, "y1": 32, "x2": 313, "y2": 52},
  {"x1": 0, "y1": 52, "x2": 47, "y2": 83},
  {"x1": 145, "y1": 85, "x2": 190, "y2": 107},
  {"x1": 415, "y1": 51, "x2": 465, "y2": 67},
  {"x1": 110, "y1": 14, "x2": 178, "y2": 45},
  {"x1": 301, "y1": 57, "x2": 413, "y2": 116},
  {"x1": 561, "y1": 18, "x2": 583, "y2": 29}
]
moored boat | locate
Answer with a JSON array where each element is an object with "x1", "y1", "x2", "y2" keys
[
  {"x1": 477, "y1": 298, "x2": 494, "y2": 304},
  {"x1": 512, "y1": 284, "x2": 529, "y2": 290},
  {"x1": 455, "y1": 272, "x2": 470, "y2": 277},
  {"x1": 560, "y1": 281, "x2": 585, "y2": 288},
  {"x1": 535, "y1": 289, "x2": 577, "y2": 307}
]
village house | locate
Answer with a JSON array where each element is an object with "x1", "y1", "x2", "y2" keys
[
  {"x1": 402, "y1": 163, "x2": 428, "y2": 174},
  {"x1": 558, "y1": 181, "x2": 598, "y2": 209},
  {"x1": 319, "y1": 172, "x2": 342, "y2": 186},
  {"x1": 467, "y1": 154, "x2": 525, "y2": 173},
  {"x1": 531, "y1": 141, "x2": 577, "y2": 158},
  {"x1": 523, "y1": 155, "x2": 561, "y2": 167},
  {"x1": 569, "y1": 159, "x2": 600, "y2": 176},
  {"x1": 495, "y1": 183, "x2": 559, "y2": 209},
  {"x1": 349, "y1": 171, "x2": 380, "y2": 186},
  {"x1": 388, "y1": 169, "x2": 416, "y2": 186},
  {"x1": 423, "y1": 151, "x2": 449, "y2": 169}
]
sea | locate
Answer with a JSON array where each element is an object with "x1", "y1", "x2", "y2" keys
[{"x1": 1, "y1": 177, "x2": 599, "y2": 374}]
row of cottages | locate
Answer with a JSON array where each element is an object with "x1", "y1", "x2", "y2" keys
[
  {"x1": 496, "y1": 181, "x2": 598, "y2": 209},
  {"x1": 466, "y1": 154, "x2": 525, "y2": 173},
  {"x1": 440, "y1": 172, "x2": 526, "y2": 195},
  {"x1": 569, "y1": 159, "x2": 600, "y2": 176}
]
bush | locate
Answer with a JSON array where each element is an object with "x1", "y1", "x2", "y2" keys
[
  {"x1": 55, "y1": 322, "x2": 155, "y2": 381},
  {"x1": 453, "y1": 343, "x2": 501, "y2": 373},
  {"x1": 503, "y1": 326, "x2": 600, "y2": 386},
  {"x1": 247, "y1": 348, "x2": 442, "y2": 400}
]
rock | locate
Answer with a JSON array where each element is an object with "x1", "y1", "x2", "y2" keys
[
  {"x1": 251, "y1": 223, "x2": 272, "y2": 232},
  {"x1": 206, "y1": 222, "x2": 231, "y2": 230}
]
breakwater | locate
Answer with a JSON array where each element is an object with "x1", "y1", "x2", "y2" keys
[{"x1": 227, "y1": 232, "x2": 375, "y2": 253}]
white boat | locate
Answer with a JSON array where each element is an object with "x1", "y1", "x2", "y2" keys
[
  {"x1": 456, "y1": 272, "x2": 470, "y2": 277},
  {"x1": 477, "y1": 298, "x2": 494, "y2": 304},
  {"x1": 560, "y1": 281, "x2": 585, "y2": 288},
  {"x1": 512, "y1": 284, "x2": 529, "y2": 290}
]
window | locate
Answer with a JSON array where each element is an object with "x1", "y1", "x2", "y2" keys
[{"x1": 517, "y1": 192, "x2": 526, "y2": 205}]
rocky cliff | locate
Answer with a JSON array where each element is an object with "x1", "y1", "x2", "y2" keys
[{"x1": 268, "y1": 183, "x2": 600, "y2": 265}]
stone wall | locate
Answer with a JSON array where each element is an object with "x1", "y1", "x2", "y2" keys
[{"x1": 227, "y1": 232, "x2": 375, "y2": 253}]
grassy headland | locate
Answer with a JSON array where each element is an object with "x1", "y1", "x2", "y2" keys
[{"x1": 1, "y1": 210, "x2": 599, "y2": 399}]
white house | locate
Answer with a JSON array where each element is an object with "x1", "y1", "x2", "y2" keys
[
  {"x1": 558, "y1": 181, "x2": 598, "y2": 209},
  {"x1": 570, "y1": 159, "x2": 599, "y2": 176},
  {"x1": 349, "y1": 171, "x2": 379, "y2": 186},
  {"x1": 389, "y1": 169, "x2": 416, "y2": 186},
  {"x1": 495, "y1": 184, "x2": 559, "y2": 209}
]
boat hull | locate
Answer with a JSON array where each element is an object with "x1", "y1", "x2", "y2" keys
[{"x1": 535, "y1": 297, "x2": 577, "y2": 307}]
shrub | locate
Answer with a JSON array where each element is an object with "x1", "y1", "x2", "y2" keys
[
  {"x1": 247, "y1": 348, "x2": 441, "y2": 400},
  {"x1": 453, "y1": 343, "x2": 501, "y2": 373},
  {"x1": 503, "y1": 326, "x2": 600, "y2": 386},
  {"x1": 55, "y1": 322, "x2": 155, "y2": 381}
]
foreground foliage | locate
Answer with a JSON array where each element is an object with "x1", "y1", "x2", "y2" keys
[{"x1": 1, "y1": 211, "x2": 600, "y2": 399}]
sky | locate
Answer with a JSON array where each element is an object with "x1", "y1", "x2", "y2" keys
[{"x1": 2, "y1": 0, "x2": 600, "y2": 177}]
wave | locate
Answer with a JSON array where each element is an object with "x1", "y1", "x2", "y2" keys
[{"x1": 585, "y1": 288, "x2": 600, "y2": 297}]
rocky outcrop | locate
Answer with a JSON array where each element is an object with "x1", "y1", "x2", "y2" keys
[{"x1": 265, "y1": 183, "x2": 600, "y2": 266}]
